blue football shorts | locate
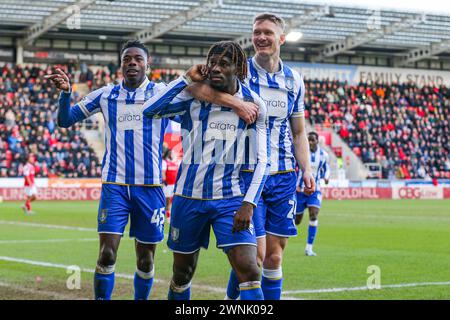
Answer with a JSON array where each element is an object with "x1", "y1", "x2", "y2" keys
[
  {"x1": 167, "y1": 195, "x2": 257, "y2": 254},
  {"x1": 241, "y1": 171, "x2": 298, "y2": 238},
  {"x1": 296, "y1": 191, "x2": 323, "y2": 214},
  {"x1": 97, "y1": 183, "x2": 166, "y2": 244}
]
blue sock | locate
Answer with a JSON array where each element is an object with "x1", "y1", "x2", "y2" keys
[
  {"x1": 226, "y1": 269, "x2": 240, "y2": 300},
  {"x1": 261, "y1": 268, "x2": 283, "y2": 300},
  {"x1": 239, "y1": 281, "x2": 264, "y2": 300},
  {"x1": 134, "y1": 268, "x2": 154, "y2": 300},
  {"x1": 307, "y1": 220, "x2": 318, "y2": 246},
  {"x1": 94, "y1": 268, "x2": 115, "y2": 300},
  {"x1": 168, "y1": 281, "x2": 191, "y2": 300}
]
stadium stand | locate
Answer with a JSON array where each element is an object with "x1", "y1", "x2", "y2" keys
[
  {"x1": 305, "y1": 79, "x2": 450, "y2": 179},
  {"x1": 1, "y1": 61, "x2": 447, "y2": 181},
  {"x1": 0, "y1": 63, "x2": 182, "y2": 179},
  {"x1": 0, "y1": 63, "x2": 103, "y2": 178}
]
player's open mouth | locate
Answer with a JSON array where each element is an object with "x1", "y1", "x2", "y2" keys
[
  {"x1": 126, "y1": 69, "x2": 138, "y2": 75},
  {"x1": 210, "y1": 75, "x2": 223, "y2": 81},
  {"x1": 256, "y1": 43, "x2": 270, "y2": 49}
]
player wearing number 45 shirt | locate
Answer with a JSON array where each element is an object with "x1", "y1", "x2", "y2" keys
[
  {"x1": 295, "y1": 132, "x2": 330, "y2": 256},
  {"x1": 46, "y1": 40, "x2": 168, "y2": 300},
  {"x1": 143, "y1": 41, "x2": 270, "y2": 300}
]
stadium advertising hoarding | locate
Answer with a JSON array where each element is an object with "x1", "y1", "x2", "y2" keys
[
  {"x1": 0, "y1": 187, "x2": 101, "y2": 201},
  {"x1": 1, "y1": 179, "x2": 449, "y2": 201},
  {"x1": 288, "y1": 62, "x2": 450, "y2": 87},
  {"x1": 151, "y1": 55, "x2": 205, "y2": 68},
  {"x1": 392, "y1": 186, "x2": 444, "y2": 200},
  {"x1": 0, "y1": 178, "x2": 101, "y2": 201},
  {"x1": 22, "y1": 50, "x2": 118, "y2": 64},
  {"x1": 321, "y1": 187, "x2": 392, "y2": 200},
  {"x1": 0, "y1": 48, "x2": 14, "y2": 62}
]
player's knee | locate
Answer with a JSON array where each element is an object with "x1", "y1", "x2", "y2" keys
[
  {"x1": 264, "y1": 252, "x2": 282, "y2": 269},
  {"x1": 235, "y1": 259, "x2": 260, "y2": 282},
  {"x1": 256, "y1": 254, "x2": 264, "y2": 269},
  {"x1": 173, "y1": 264, "x2": 195, "y2": 285},
  {"x1": 98, "y1": 247, "x2": 117, "y2": 266},
  {"x1": 137, "y1": 256, "x2": 154, "y2": 273},
  {"x1": 310, "y1": 212, "x2": 319, "y2": 221},
  {"x1": 295, "y1": 213, "x2": 303, "y2": 225}
]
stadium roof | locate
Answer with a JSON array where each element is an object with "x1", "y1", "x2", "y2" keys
[{"x1": 0, "y1": 0, "x2": 449, "y2": 65}]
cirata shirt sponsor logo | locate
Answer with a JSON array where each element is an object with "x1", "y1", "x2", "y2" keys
[
  {"x1": 209, "y1": 121, "x2": 237, "y2": 131},
  {"x1": 118, "y1": 113, "x2": 141, "y2": 122},
  {"x1": 116, "y1": 104, "x2": 144, "y2": 130},
  {"x1": 263, "y1": 99, "x2": 286, "y2": 109}
]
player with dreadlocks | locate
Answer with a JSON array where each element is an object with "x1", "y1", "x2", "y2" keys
[
  {"x1": 186, "y1": 14, "x2": 315, "y2": 300},
  {"x1": 143, "y1": 41, "x2": 270, "y2": 300}
]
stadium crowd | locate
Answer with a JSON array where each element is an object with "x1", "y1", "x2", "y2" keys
[
  {"x1": 304, "y1": 79, "x2": 450, "y2": 179},
  {"x1": 1, "y1": 62, "x2": 448, "y2": 180},
  {"x1": 0, "y1": 63, "x2": 103, "y2": 178},
  {"x1": 0, "y1": 63, "x2": 182, "y2": 179}
]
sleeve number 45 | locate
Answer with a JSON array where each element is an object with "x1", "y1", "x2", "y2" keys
[{"x1": 151, "y1": 208, "x2": 165, "y2": 227}]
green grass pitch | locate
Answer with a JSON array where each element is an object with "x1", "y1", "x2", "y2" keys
[{"x1": 0, "y1": 199, "x2": 449, "y2": 300}]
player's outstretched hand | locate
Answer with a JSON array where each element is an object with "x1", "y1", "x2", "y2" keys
[
  {"x1": 44, "y1": 68, "x2": 70, "y2": 92},
  {"x1": 302, "y1": 171, "x2": 316, "y2": 196},
  {"x1": 232, "y1": 201, "x2": 254, "y2": 233},
  {"x1": 236, "y1": 101, "x2": 259, "y2": 125},
  {"x1": 185, "y1": 64, "x2": 208, "y2": 83}
]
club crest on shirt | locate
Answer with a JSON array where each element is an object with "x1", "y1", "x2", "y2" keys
[
  {"x1": 144, "y1": 88, "x2": 154, "y2": 100},
  {"x1": 248, "y1": 223, "x2": 254, "y2": 235},
  {"x1": 170, "y1": 226, "x2": 180, "y2": 243},
  {"x1": 243, "y1": 96, "x2": 254, "y2": 103},
  {"x1": 109, "y1": 91, "x2": 119, "y2": 100},
  {"x1": 99, "y1": 209, "x2": 108, "y2": 224},
  {"x1": 285, "y1": 76, "x2": 294, "y2": 91}
]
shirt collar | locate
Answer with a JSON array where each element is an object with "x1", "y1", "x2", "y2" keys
[
  {"x1": 121, "y1": 76, "x2": 150, "y2": 92},
  {"x1": 251, "y1": 56, "x2": 284, "y2": 75}
]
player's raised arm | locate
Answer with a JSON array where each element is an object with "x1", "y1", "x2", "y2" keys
[
  {"x1": 46, "y1": 68, "x2": 102, "y2": 128},
  {"x1": 322, "y1": 152, "x2": 331, "y2": 184},
  {"x1": 186, "y1": 82, "x2": 259, "y2": 125},
  {"x1": 143, "y1": 65, "x2": 205, "y2": 118},
  {"x1": 233, "y1": 96, "x2": 270, "y2": 233}
]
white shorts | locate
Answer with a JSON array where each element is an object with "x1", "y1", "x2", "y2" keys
[
  {"x1": 24, "y1": 186, "x2": 37, "y2": 197},
  {"x1": 163, "y1": 184, "x2": 175, "y2": 198}
]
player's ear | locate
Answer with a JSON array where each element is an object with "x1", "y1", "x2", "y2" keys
[
  {"x1": 279, "y1": 33, "x2": 286, "y2": 46},
  {"x1": 146, "y1": 55, "x2": 152, "y2": 71}
]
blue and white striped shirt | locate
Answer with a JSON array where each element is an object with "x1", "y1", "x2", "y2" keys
[
  {"x1": 58, "y1": 77, "x2": 168, "y2": 185},
  {"x1": 245, "y1": 57, "x2": 305, "y2": 174},
  {"x1": 143, "y1": 76, "x2": 270, "y2": 206},
  {"x1": 297, "y1": 147, "x2": 330, "y2": 192}
]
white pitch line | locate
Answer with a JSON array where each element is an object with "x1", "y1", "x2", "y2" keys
[
  {"x1": 0, "y1": 256, "x2": 220, "y2": 294},
  {"x1": 0, "y1": 220, "x2": 96, "y2": 232},
  {"x1": 0, "y1": 238, "x2": 98, "y2": 244},
  {"x1": 0, "y1": 281, "x2": 87, "y2": 300},
  {"x1": 0, "y1": 256, "x2": 300, "y2": 299},
  {"x1": 283, "y1": 281, "x2": 450, "y2": 295},
  {"x1": 5, "y1": 256, "x2": 449, "y2": 299}
]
